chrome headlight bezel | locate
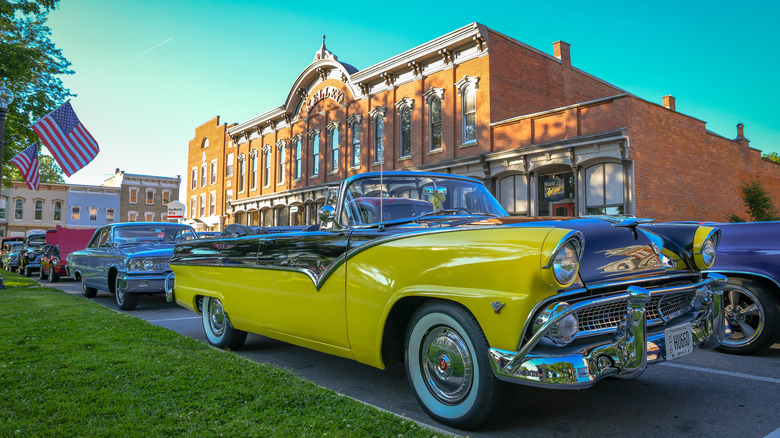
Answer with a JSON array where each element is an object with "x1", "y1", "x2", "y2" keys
[
  {"x1": 142, "y1": 259, "x2": 154, "y2": 270},
  {"x1": 533, "y1": 302, "x2": 580, "y2": 346},
  {"x1": 544, "y1": 231, "x2": 584, "y2": 288},
  {"x1": 128, "y1": 259, "x2": 142, "y2": 271},
  {"x1": 693, "y1": 228, "x2": 720, "y2": 270}
]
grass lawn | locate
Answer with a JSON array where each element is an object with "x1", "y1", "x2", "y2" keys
[{"x1": 0, "y1": 271, "x2": 448, "y2": 437}]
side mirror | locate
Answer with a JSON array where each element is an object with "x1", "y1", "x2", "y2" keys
[{"x1": 319, "y1": 205, "x2": 336, "y2": 225}]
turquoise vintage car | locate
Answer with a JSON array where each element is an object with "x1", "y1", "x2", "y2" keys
[
  {"x1": 67, "y1": 223, "x2": 196, "y2": 310},
  {"x1": 169, "y1": 171, "x2": 726, "y2": 430}
]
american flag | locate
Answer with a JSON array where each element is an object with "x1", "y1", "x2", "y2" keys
[
  {"x1": 9, "y1": 143, "x2": 40, "y2": 191},
  {"x1": 31, "y1": 101, "x2": 99, "y2": 177}
]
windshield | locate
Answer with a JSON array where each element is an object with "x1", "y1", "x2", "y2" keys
[
  {"x1": 113, "y1": 225, "x2": 196, "y2": 244},
  {"x1": 340, "y1": 175, "x2": 507, "y2": 226},
  {"x1": 27, "y1": 235, "x2": 46, "y2": 246}
]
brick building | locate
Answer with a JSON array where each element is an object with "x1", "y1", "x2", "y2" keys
[
  {"x1": 186, "y1": 23, "x2": 780, "y2": 229},
  {"x1": 102, "y1": 169, "x2": 180, "y2": 223}
]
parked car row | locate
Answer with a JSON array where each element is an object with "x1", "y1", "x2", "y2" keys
[{"x1": 13, "y1": 171, "x2": 778, "y2": 430}]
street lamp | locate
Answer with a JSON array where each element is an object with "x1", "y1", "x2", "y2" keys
[{"x1": 0, "y1": 84, "x2": 14, "y2": 290}]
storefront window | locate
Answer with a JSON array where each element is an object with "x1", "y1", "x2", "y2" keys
[
  {"x1": 538, "y1": 172, "x2": 575, "y2": 217},
  {"x1": 585, "y1": 162, "x2": 624, "y2": 215},
  {"x1": 497, "y1": 174, "x2": 528, "y2": 215}
]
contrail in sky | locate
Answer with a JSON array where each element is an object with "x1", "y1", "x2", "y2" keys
[{"x1": 133, "y1": 37, "x2": 174, "y2": 60}]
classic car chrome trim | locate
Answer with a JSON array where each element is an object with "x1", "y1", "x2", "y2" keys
[
  {"x1": 492, "y1": 278, "x2": 725, "y2": 388},
  {"x1": 164, "y1": 272, "x2": 175, "y2": 302},
  {"x1": 541, "y1": 230, "x2": 584, "y2": 269},
  {"x1": 582, "y1": 272, "x2": 698, "y2": 290},
  {"x1": 705, "y1": 269, "x2": 780, "y2": 289}
]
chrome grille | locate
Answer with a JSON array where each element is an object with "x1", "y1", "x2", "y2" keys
[
  {"x1": 152, "y1": 257, "x2": 171, "y2": 271},
  {"x1": 576, "y1": 290, "x2": 693, "y2": 334}
]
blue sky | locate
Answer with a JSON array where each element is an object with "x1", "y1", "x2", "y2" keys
[{"x1": 45, "y1": 0, "x2": 780, "y2": 196}]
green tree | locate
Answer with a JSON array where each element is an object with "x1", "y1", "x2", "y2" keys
[
  {"x1": 727, "y1": 180, "x2": 779, "y2": 222},
  {"x1": 764, "y1": 152, "x2": 780, "y2": 164},
  {"x1": 7, "y1": 153, "x2": 64, "y2": 183},
  {"x1": 0, "y1": 0, "x2": 72, "y2": 185}
]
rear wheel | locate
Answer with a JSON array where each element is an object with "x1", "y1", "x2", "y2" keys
[
  {"x1": 115, "y1": 276, "x2": 139, "y2": 310},
  {"x1": 202, "y1": 296, "x2": 247, "y2": 349},
  {"x1": 404, "y1": 301, "x2": 508, "y2": 430},
  {"x1": 81, "y1": 279, "x2": 97, "y2": 298},
  {"x1": 717, "y1": 278, "x2": 780, "y2": 355}
]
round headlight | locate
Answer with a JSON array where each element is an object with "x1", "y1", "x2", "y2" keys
[
  {"x1": 128, "y1": 259, "x2": 142, "y2": 271},
  {"x1": 701, "y1": 236, "x2": 716, "y2": 267},
  {"x1": 142, "y1": 259, "x2": 154, "y2": 270},
  {"x1": 553, "y1": 243, "x2": 579, "y2": 285}
]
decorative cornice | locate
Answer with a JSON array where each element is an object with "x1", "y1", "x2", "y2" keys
[
  {"x1": 394, "y1": 97, "x2": 414, "y2": 111},
  {"x1": 407, "y1": 60, "x2": 422, "y2": 76},
  {"x1": 237, "y1": 152, "x2": 246, "y2": 163},
  {"x1": 291, "y1": 133, "x2": 303, "y2": 142},
  {"x1": 276, "y1": 139, "x2": 287, "y2": 149},
  {"x1": 380, "y1": 72, "x2": 394, "y2": 86},
  {"x1": 423, "y1": 88, "x2": 445, "y2": 105},
  {"x1": 438, "y1": 48, "x2": 452, "y2": 64},
  {"x1": 308, "y1": 128, "x2": 321, "y2": 137},
  {"x1": 249, "y1": 148, "x2": 258, "y2": 158},
  {"x1": 369, "y1": 106, "x2": 386, "y2": 119},
  {"x1": 262, "y1": 144, "x2": 271, "y2": 153},
  {"x1": 455, "y1": 75, "x2": 479, "y2": 94},
  {"x1": 326, "y1": 121, "x2": 339, "y2": 131},
  {"x1": 346, "y1": 114, "x2": 362, "y2": 125}
]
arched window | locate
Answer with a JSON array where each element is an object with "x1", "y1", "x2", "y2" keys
[
  {"x1": 429, "y1": 96, "x2": 442, "y2": 151},
  {"x1": 310, "y1": 131, "x2": 320, "y2": 176},
  {"x1": 396, "y1": 98, "x2": 414, "y2": 158},
  {"x1": 263, "y1": 146, "x2": 271, "y2": 187},
  {"x1": 462, "y1": 86, "x2": 476, "y2": 143},
  {"x1": 293, "y1": 136, "x2": 303, "y2": 180},
  {"x1": 201, "y1": 137, "x2": 209, "y2": 148},
  {"x1": 14, "y1": 199, "x2": 23, "y2": 220},
  {"x1": 456, "y1": 76, "x2": 479, "y2": 144},
  {"x1": 348, "y1": 117, "x2": 361, "y2": 168},
  {"x1": 370, "y1": 107, "x2": 385, "y2": 164},
  {"x1": 497, "y1": 174, "x2": 529, "y2": 216},
  {"x1": 34, "y1": 200, "x2": 43, "y2": 220},
  {"x1": 277, "y1": 141, "x2": 286, "y2": 184},
  {"x1": 250, "y1": 151, "x2": 257, "y2": 190},
  {"x1": 328, "y1": 124, "x2": 339, "y2": 173},
  {"x1": 585, "y1": 162, "x2": 625, "y2": 215}
]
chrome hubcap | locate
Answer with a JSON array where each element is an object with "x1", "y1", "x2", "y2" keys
[
  {"x1": 208, "y1": 299, "x2": 226, "y2": 336},
  {"x1": 723, "y1": 286, "x2": 764, "y2": 347},
  {"x1": 421, "y1": 327, "x2": 473, "y2": 404}
]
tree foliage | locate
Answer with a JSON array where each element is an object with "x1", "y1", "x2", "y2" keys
[
  {"x1": 0, "y1": 0, "x2": 71, "y2": 184},
  {"x1": 764, "y1": 152, "x2": 780, "y2": 164},
  {"x1": 727, "y1": 180, "x2": 779, "y2": 222}
]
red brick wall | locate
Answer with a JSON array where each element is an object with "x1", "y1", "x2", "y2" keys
[
  {"x1": 187, "y1": 116, "x2": 228, "y2": 223},
  {"x1": 627, "y1": 97, "x2": 780, "y2": 221},
  {"x1": 486, "y1": 30, "x2": 622, "y2": 124}
]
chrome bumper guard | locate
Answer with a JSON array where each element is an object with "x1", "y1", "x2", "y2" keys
[
  {"x1": 164, "y1": 272, "x2": 175, "y2": 302},
  {"x1": 116, "y1": 273, "x2": 169, "y2": 293},
  {"x1": 489, "y1": 273, "x2": 727, "y2": 388}
]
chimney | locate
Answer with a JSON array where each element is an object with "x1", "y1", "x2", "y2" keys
[
  {"x1": 115, "y1": 168, "x2": 120, "y2": 174},
  {"x1": 662, "y1": 95, "x2": 676, "y2": 111},
  {"x1": 735, "y1": 123, "x2": 749, "y2": 147},
  {"x1": 553, "y1": 41, "x2": 571, "y2": 68}
]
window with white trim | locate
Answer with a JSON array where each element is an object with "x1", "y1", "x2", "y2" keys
[
  {"x1": 456, "y1": 76, "x2": 479, "y2": 144},
  {"x1": 145, "y1": 212, "x2": 154, "y2": 222},
  {"x1": 349, "y1": 116, "x2": 361, "y2": 168},
  {"x1": 263, "y1": 146, "x2": 271, "y2": 187},
  {"x1": 71, "y1": 206, "x2": 80, "y2": 221},
  {"x1": 585, "y1": 162, "x2": 625, "y2": 215},
  {"x1": 370, "y1": 107, "x2": 385, "y2": 164},
  {"x1": 106, "y1": 208, "x2": 115, "y2": 222},
  {"x1": 293, "y1": 135, "x2": 303, "y2": 180},
  {"x1": 226, "y1": 153, "x2": 234, "y2": 177},
  {"x1": 191, "y1": 168, "x2": 197, "y2": 190},
  {"x1": 146, "y1": 188, "x2": 155, "y2": 205},
  {"x1": 34, "y1": 200, "x2": 43, "y2": 221},
  {"x1": 277, "y1": 141, "x2": 286, "y2": 184},
  {"x1": 53, "y1": 201, "x2": 62, "y2": 222},
  {"x1": 129, "y1": 188, "x2": 138, "y2": 204},
  {"x1": 327, "y1": 124, "x2": 339, "y2": 173},
  {"x1": 199, "y1": 194, "x2": 206, "y2": 217},
  {"x1": 310, "y1": 131, "x2": 320, "y2": 176},
  {"x1": 210, "y1": 160, "x2": 217, "y2": 185},
  {"x1": 200, "y1": 164, "x2": 206, "y2": 187},
  {"x1": 209, "y1": 191, "x2": 216, "y2": 216}
]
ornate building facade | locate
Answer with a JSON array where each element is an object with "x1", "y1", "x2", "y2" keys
[{"x1": 186, "y1": 23, "x2": 780, "y2": 230}]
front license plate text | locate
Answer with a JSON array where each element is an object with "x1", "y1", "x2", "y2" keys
[{"x1": 665, "y1": 323, "x2": 693, "y2": 360}]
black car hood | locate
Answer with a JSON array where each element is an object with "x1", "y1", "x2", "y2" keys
[{"x1": 499, "y1": 218, "x2": 691, "y2": 287}]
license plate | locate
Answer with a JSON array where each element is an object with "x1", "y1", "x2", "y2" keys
[{"x1": 665, "y1": 323, "x2": 694, "y2": 360}]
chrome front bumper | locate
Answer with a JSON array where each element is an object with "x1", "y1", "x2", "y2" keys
[
  {"x1": 489, "y1": 274, "x2": 727, "y2": 388},
  {"x1": 116, "y1": 273, "x2": 170, "y2": 293}
]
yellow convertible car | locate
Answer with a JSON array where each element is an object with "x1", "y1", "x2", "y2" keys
[{"x1": 168, "y1": 171, "x2": 726, "y2": 430}]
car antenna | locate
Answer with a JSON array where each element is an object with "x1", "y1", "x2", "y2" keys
[{"x1": 378, "y1": 143, "x2": 386, "y2": 232}]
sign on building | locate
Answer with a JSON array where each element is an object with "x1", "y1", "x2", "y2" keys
[{"x1": 167, "y1": 200, "x2": 185, "y2": 221}]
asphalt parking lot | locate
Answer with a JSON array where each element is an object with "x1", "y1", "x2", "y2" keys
[{"x1": 44, "y1": 277, "x2": 780, "y2": 437}]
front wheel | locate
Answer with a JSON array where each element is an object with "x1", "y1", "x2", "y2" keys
[
  {"x1": 201, "y1": 296, "x2": 247, "y2": 350},
  {"x1": 717, "y1": 278, "x2": 780, "y2": 355},
  {"x1": 81, "y1": 279, "x2": 97, "y2": 298},
  {"x1": 39, "y1": 266, "x2": 46, "y2": 280},
  {"x1": 115, "y1": 276, "x2": 139, "y2": 311},
  {"x1": 405, "y1": 301, "x2": 508, "y2": 430},
  {"x1": 23, "y1": 264, "x2": 31, "y2": 277}
]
